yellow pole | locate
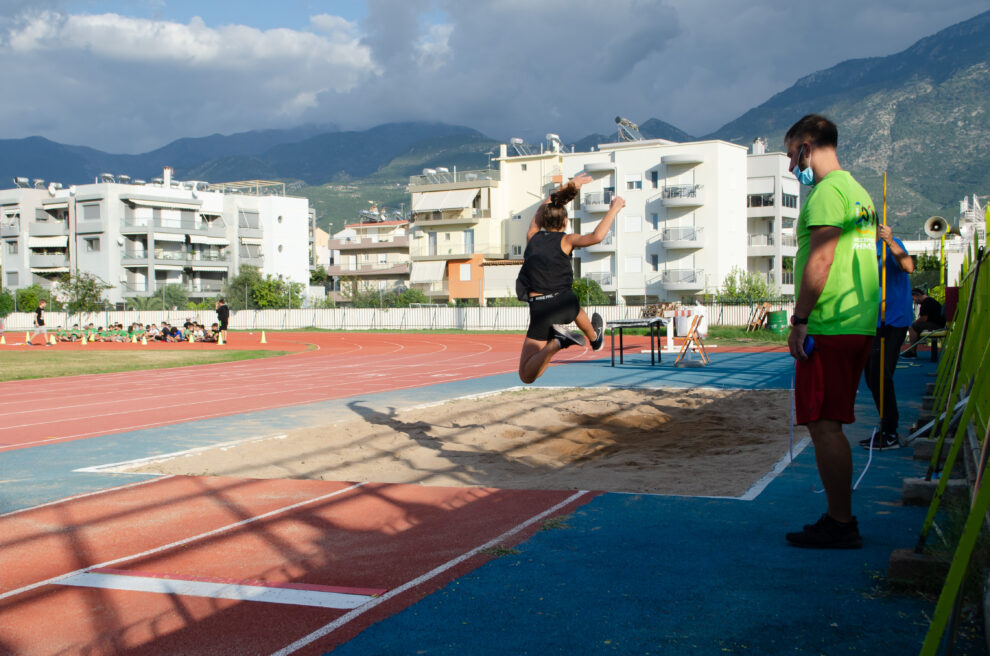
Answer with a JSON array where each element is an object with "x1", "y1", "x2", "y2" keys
[
  {"x1": 940, "y1": 234, "x2": 946, "y2": 289},
  {"x1": 879, "y1": 172, "x2": 887, "y2": 434}
]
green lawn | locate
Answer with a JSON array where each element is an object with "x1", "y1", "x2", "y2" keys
[{"x1": 0, "y1": 350, "x2": 289, "y2": 382}]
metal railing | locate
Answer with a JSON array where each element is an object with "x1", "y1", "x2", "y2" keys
[
  {"x1": 153, "y1": 249, "x2": 229, "y2": 262},
  {"x1": 662, "y1": 268, "x2": 704, "y2": 284},
  {"x1": 584, "y1": 272, "x2": 614, "y2": 287},
  {"x1": 662, "y1": 184, "x2": 703, "y2": 199},
  {"x1": 122, "y1": 217, "x2": 224, "y2": 231},
  {"x1": 663, "y1": 227, "x2": 701, "y2": 242},
  {"x1": 748, "y1": 234, "x2": 774, "y2": 246},
  {"x1": 583, "y1": 191, "x2": 614, "y2": 207},
  {"x1": 781, "y1": 234, "x2": 797, "y2": 247}
]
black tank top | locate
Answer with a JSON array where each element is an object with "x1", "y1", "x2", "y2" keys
[{"x1": 517, "y1": 231, "x2": 573, "y2": 296}]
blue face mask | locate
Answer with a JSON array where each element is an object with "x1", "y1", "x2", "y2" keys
[{"x1": 792, "y1": 146, "x2": 814, "y2": 186}]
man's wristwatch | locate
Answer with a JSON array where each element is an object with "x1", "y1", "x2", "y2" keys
[{"x1": 790, "y1": 315, "x2": 808, "y2": 326}]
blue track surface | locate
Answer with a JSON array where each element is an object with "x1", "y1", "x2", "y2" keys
[{"x1": 1, "y1": 349, "x2": 984, "y2": 655}]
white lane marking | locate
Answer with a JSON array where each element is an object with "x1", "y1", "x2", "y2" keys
[
  {"x1": 0, "y1": 482, "x2": 366, "y2": 603},
  {"x1": 269, "y1": 489, "x2": 589, "y2": 656},
  {"x1": 59, "y1": 571, "x2": 377, "y2": 610},
  {"x1": 73, "y1": 434, "x2": 288, "y2": 474},
  {"x1": 0, "y1": 476, "x2": 174, "y2": 519}
]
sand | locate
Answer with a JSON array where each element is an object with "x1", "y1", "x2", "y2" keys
[{"x1": 129, "y1": 387, "x2": 804, "y2": 497}]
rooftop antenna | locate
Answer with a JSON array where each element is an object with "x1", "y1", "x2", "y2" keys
[{"x1": 615, "y1": 116, "x2": 644, "y2": 141}]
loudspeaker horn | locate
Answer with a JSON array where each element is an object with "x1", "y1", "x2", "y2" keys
[{"x1": 924, "y1": 216, "x2": 961, "y2": 239}]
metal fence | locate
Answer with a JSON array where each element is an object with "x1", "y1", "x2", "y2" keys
[{"x1": 0, "y1": 302, "x2": 795, "y2": 332}]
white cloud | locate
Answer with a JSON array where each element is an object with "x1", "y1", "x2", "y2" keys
[{"x1": 0, "y1": 0, "x2": 985, "y2": 153}]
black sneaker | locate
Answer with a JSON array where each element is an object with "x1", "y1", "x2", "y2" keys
[
  {"x1": 786, "y1": 513, "x2": 862, "y2": 549},
  {"x1": 552, "y1": 325, "x2": 585, "y2": 349},
  {"x1": 590, "y1": 313, "x2": 605, "y2": 352},
  {"x1": 858, "y1": 431, "x2": 902, "y2": 450}
]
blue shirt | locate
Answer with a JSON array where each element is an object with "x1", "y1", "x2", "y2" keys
[{"x1": 877, "y1": 237, "x2": 913, "y2": 328}]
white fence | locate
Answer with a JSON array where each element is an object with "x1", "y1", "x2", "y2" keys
[{"x1": 0, "y1": 302, "x2": 795, "y2": 333}]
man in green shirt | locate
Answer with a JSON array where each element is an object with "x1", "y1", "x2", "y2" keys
[{"x1": 784, "y1": 114, "x2": 879, "y2": 549}]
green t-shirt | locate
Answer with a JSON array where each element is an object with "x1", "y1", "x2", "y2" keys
[{"x1": 795, "y1": 170, "x2": 879, "y2": 336}]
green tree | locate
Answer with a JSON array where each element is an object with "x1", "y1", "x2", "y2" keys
[
  {"x1": 396, "y1": 287, "x2": 429, "y2": 307},
  {"x1": 225, "y1": 265, "x2": 263, "y2": 311},
  {"x1": 572, "y1": 278, "x2": 610, "y2": 305},
  {"x1": 158, "y1": 284, "x2": 189, "y2": 311},
  {"x1": 911, "y1": 252, "x2": 942, "y2": 292},
  {"x1": 716, "y1": 266, "x2": 775, "y2": 303},
  {"x1": 127, "y1": 295, "x2": 160, "y2": 310},
  {"x1": 309, "y1": 266, "x2": 331, "y2": 287},
  {"x1": 15, "y1": 285, "x2": 48, "y2": 313},
  {"x1": 489, "y1": 296, "x2": 526, "y2": 307},
  {"x1": 252, "y1": 275, "x2": 303, "y2": 309},
  {"x1": 0, "y1": 288, "x2": 13, "y2": 317},
  {"x1": 57, "y1": 272, "x2": 111, "y2": 313}
]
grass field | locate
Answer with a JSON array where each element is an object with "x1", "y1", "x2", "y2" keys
[{"x1": 0, "y1": 350, "x2": 290, "y2": 382}]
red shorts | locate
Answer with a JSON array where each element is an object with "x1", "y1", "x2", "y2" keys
[{"x1": 795, "y1": 334, "x2": 873, "y2": 426}]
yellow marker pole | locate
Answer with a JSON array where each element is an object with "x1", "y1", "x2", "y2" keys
[
  {"x1": 260, "y1": 331, "x2": 267, "y2": 344},
  {"x1": 878, "y1": 173, "x2": 888, "y2": 438},
  {"x1": 0, "y1": 334, "x2": 5, "y2": 345}
]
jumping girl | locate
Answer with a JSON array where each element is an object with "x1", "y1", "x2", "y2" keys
[{"x1": 516, "y1": 172, "x2": 625, "y2": 383}]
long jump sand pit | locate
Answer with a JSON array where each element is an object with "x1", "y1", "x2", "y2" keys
[{"x1": 131, "y1": 388, "x2": 804, "y2": 497}]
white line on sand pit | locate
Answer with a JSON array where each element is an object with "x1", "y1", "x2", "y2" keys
[
  {"x1": 269, "y1": 489, "x2": 589, "y2": 656},
  {"x1": 73, "y1": 433, "x2": 288, "y2": 474},
  {"x1": 0, "y1": 482, "x2": 366, "y2": 603},
  {"x1": 59, "y1": 570, "x2": 379, "y2": 610}
]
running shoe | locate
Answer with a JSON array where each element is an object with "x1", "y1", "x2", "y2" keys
[
  {"x1": 858, "y1": 431, "x2": 902, "y2": 450},
  {"x1": 590, "y1": 313, "x2": 605, "y2": 351},
  {"x1": 552, "y1": 325, "x2": 585, "y2": 349},
  {"x1": 786, "y1": 513, "x2": 862, "y2": 549}
]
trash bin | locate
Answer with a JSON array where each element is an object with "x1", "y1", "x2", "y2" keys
[{"x1": 767, "y1": 310, "x2": 788, "y2": 334}]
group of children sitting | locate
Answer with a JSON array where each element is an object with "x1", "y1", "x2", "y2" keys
[{"x1": 53, "y1": 320, "x2": 223, "y2": 343}]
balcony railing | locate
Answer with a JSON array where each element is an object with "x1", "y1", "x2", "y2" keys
[
  {"x1": 662, "y1": 184, "x2": 703, "y2": 200},
  {"x1": 408, "y1": 169, "x2": 500, "y2": 185},
  {"x1": 781, "y1": 234, "x2": 797, "y2": 247},
  {"x1": 153, "y1": 249, "x2": 229, "y2": 262},
  {"x1": 329, "y1": 236, "x2": 410, "y2": 250},
  {"x1": 0, "y1": 218, "x2": 20, "y2": 237},
  {"x1": 122, "y1": 217, "x2": 225, "y2": 232},
  {"x1": 584, "y1": 272, "x2": 614, "y2": 288},
  {"x1": 583, "y1": 191, "x2": 614, "y2": 211},
  {"x1": 29, "y1": 221, "x2": 69, "y2": 236},
  {"x1": 328, "y1": 262, "x2": 410, "y2": 276},
  {"x1": 748, "y1": 234, "x2": 774, "y2": 247},
  {"x1": 781, "y1": 271, "x2": 795, "y2": 285},
  {"x1": 662, "y1": 269, "x2": 705, "y2": 288}
]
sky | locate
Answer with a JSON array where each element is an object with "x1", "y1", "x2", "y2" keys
[{"x1": 0, "y1": 0, "x2": 985, "y2": 154}]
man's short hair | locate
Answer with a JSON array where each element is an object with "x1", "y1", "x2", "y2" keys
[{"x1": 785, "y1": 114, "x2": 838, "y2": 149}]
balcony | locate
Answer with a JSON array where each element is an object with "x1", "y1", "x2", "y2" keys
[
  {"x1": 583, "y1": 271, "x2": 615, "y2": 290},
  {"x1": 29, "y1": 221, "x2": 68, "y2": 237},
  {"x1": 75, "y1": 219, "x2": 105, "y2": 234},
  {"x1": 582, "y1": 191, "x2": 614, "y2": 213},
  {"x1": 781, "y1": 234, "x2": 797, "y2": 248},
  {"x1": 327, "y1": 262, "x2": 411, "y2": 277},
  {"x1": 661, "y1": 154, "x2": 703, "y2": 167},
  {"x1": 411, "y1": 209, "x2": 485, "y2": 226},
  {"x1": 747, "y1": 234, "x2": 776, "y2": 257},
  {"x1": 30, "y1": 252, "x2": 69, "y2": 268},
  {"x1": 583, "y1": 230, "x2": 615, "y2": 253},
  {"x1": 0, "y1": 218, "x2": 19, "y2": 238},
  {"x1": 122, "y1": 216, "x2": 225, "y2": 235},
  {"x1": 329, "y1": 236, "x2": 410, "y2": 251},
  {"x1": 661, "y1": 185, "x2": 704, "y2": 207},
  {"x1": 187, "y1": 282, "x2": 225, "y2": 295},
  {"x1": 122, "y1": 282, "x2": 150, "y2": 296},
  {"x1": 121, "y1": 250, "x2": 150, "y2": 264},
  {"x1": 662, "y1": 268, "x2": 705, "y2": 290},
  {"x1": 661, "y1": 227, "x2": 703, "y2": 249},
  {"x1": 154, "y1": 249, "x2": 230, "y2": 263}
]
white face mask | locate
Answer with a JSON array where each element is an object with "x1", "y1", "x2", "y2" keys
[{"x1": 792, "y1": 146, "x2": 814, "y2": 186}]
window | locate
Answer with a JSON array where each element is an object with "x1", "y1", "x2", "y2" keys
[
  {"x1": 651, "y1": 171, "x2": 659, "y2": 189},
  {"x1": 445, "y1": 233, "x2": 451, "y2": 241},
  {"x1": 85, "y1": 237, "x2": 100, "y2": 252},
  {"x1": 278, "y1": 244, "x2": 284, "y2": 253},
  {"x1": 747, "y1": 193, "x2": 775, "y2": 208},
  {"x1": 362, "y1": 253, "x2": 369, "y2": 262},
  {"x1": 459, "y1": 263, "x2": 471, "y2": 281},
  {"x1": 82, "y1": 204, "x2": 101, "y2": 220},
  {"x1": 651, "y1": 254, "x2": 659, "y2": 272},
  {"x1": 520, "y1": 164, "x2": 527, "y2": 171},
  {"x1": 513, "y1": 214, "x2": 522, "y2": 221},
  {"x1": 5, "y1": 240, "x2": 16, "y2": 254},
  {"x1": 624, "y1": 216, "x2": 641, "y2": 233},
  {"x1": 378, "y1": 253, "x2": 387, "y2": 264},
  {"x1": 6, "y1": 271, "x2": 17, "y2": 287},
  {"x1": 782, "y1": 193, "x2": 798, "y2": 209},
  {"x1": 625, "y1": 174, "x2": 642, "y2": 191},
  {"x1": 277, "y1": 215, "x2": 283, "y2": 224},
  {"x1": 238, "y1": 210, "x2": 260, "y2": 229},
  {"x1": 512, "y1": 245, "x2": 522, "y2": 256},
  {"x1": 651, "y1": 214, "x2": 659, "y2": 230}
]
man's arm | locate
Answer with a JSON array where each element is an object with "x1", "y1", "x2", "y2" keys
[
  {"x1": 788, "y1": 225, "x2": 842, "y2": 360},
  {"x1": 878, "y1": 226, "x2": 914, "y2": 273}
]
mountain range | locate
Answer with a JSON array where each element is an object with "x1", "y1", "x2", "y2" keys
[{"x1": 1, "y1": 9, "x2": 987, "y2": 235}]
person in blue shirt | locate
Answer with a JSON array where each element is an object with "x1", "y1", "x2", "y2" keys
[{"x1": 861, "y1": 224, "x2": 915, "y2": 449}]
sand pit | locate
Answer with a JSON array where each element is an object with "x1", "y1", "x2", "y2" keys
[{"x1": 130, "y1": 387, "x2": 804, "y2": 497}]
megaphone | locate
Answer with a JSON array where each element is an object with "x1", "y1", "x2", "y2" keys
[{"x1": 924, "y1": 216, "x2": 961, "y2": 239}]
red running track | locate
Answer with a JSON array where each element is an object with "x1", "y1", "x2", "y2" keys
[
  {"x1": 0, "y1": 332, "x2": 609, "y2": 451},
  {"x1": 0, "y1": 475, "x2": 595, "y2": 655}
]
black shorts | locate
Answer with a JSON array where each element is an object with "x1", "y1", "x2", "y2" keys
[
  {"x1": 526, "y1": 289, "x2": 580, "y2": 341},
  {"x1": 219, "y1": 321, "x2": 228, "y2": 331}
]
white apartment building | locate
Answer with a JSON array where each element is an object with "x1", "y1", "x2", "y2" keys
[
  {"x1": 327, "y1": 218, "x2": 411, "y2": 301},
  {"x1": 0, "y1": 169, "x2": 310, "y2": 306},
  {"x1": 745, "y1": 138, "x2": 798, "y2": 296}
]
